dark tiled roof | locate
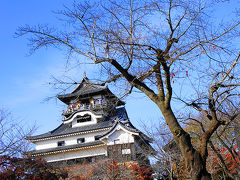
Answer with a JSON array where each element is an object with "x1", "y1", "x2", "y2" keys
[
  {"x1": 58, "y1": 86, "x2": 107, "y2": 99},
  {"x1": 27, "y1": 120, "x2": 113, "y2": 141},
  {"x1": 57, "y1": 76, "x2": 106, "y2": 103},
  {"x1": 112, "y1": 107, "x2": 129, "y2": 121},
  {"x1": 30, "y1": 140, "x2": 104, "y2": 156},
  {"x1": 27, "y1": 107, "x2": 128, "y2": 141},
  {"x1": 57, "y1": 76, "x2": 125, "y2": 105},
  {"x1": 98, "y1": 112, "x2": 153, "y2": 143},
  {"x1": 72, "y1": 77, "x2": 107, "y2": 94},
  {"x1": 71, "y1": 76, "x2": 102, "y2": 93},
  {"x1": 120, "y1": 122, "x2": 140, "y2": 133},
  {"x1": 98, "y1": 120, "x2": 140, "y2": 139}
]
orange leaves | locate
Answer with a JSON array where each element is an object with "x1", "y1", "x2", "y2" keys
[
  {"x1": 69, "y1": 163, "x2": 95, "y2": 179},
  {"x1": 107, "y1": 159, "x2": 119, "y2": 176},
  {"x1": 129, "y1": 164, "x2": 153, "y2": 180},
  {"x1": 170, "y1": 72, "x2": 176, "y2": 84},
  {"x1": 0, "y1": 155, "x2": 67, "y2": 179},
  {"x1": 170, "y1": 70, "x2": 189, "y2": 84},
  {"x1": 208, "y1": 145, "x2": 240, "y2": 175},
  {"x1": 200, "y1": 45, "x2": 217, "y2": 54},
  {"x1": 235, "y1": 156, "x2": 240, "y2": 164}
]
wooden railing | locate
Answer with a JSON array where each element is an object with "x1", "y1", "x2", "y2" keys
[{"x1": 62, "y1": 103, "x2": 108, "y2": 116}]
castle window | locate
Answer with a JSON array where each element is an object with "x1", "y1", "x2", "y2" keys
[
  {"x1": 122, "y1": 149, "x2": 131, "y2": 154},
  {"x1": 77, "y1": 138, "x2": 85, "y2": 144},
  {"x1": 95, "y1": 136, "x2": 99, "y2": 140},
  {"x1": 57, "y1": 141, "x2": 65, "y2": 147},
  {"x1": 76, "y1": 114, "x2": 91, "y2": 123},
  {"x1": 114, "y1": 139, "x2": 120, "y2": 144}
]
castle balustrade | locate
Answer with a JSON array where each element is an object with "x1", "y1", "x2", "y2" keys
[{"x1": 62, "y1": 103, "x2": 108, "y2": 116}]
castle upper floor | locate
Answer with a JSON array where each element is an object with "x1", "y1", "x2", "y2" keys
[{"x1": 57, "y1": 75, "x2": 124, "y2": 119}]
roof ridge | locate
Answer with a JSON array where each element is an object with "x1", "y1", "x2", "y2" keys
[
  {"x1": 71, "y1": 76, "x2": 104, "y2": 94},
  {"x1": 26, "y1": 120, "x2": 115, "y2": 141}
]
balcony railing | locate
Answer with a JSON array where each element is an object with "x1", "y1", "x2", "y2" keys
[{"x1": 62, "y1": 103, "x2": 108, "y2": 116}]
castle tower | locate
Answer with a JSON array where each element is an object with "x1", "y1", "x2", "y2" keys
[{"x1": 27, "y1": 75, "x2": 153, "y2": 164}]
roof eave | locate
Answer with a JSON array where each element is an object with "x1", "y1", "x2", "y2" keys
[
  {"x1": 99, "y1": 122, "x2": 139, "y2": 140},
  {"x1": 28, "y1": 127, "x2": 111, "y2": 142},
  {"x1": 30, "y1": 141, "x2": 105, "y2": 157},
  {"x1": 57, "y1": 88, "x2": 108, "y2": 104}
]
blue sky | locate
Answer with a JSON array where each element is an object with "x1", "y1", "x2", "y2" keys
[
  {"x1": 0, "y1": 1, "x2": 239, "y2": 136},
  {"x1": 0, "y1": 1, "x2": 162, "y2": 135}
]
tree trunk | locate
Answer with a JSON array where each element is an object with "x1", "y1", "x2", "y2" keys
[
  {"x1": 159, "y1": 105, "x2": 211, "y2": 180},
  {"x1": 234, "y1": 121, "x2": 240, "y2": 151}
]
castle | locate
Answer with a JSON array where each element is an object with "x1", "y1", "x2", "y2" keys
[{"x1": 27, "y1": 75, "x2": 153, "y2": 165}]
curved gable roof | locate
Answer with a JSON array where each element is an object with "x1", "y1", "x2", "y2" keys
[
  {"x1": 27, "y1": 107, "x2": 129, "y2": 142},
  {"x1": 57, "y1": 76, "x2": 124, "y2": 106},
  {"x1": 99, "y1": 121, "x2": 139, "y2": 140}
]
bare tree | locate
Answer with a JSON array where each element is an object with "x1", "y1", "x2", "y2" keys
[
  {"x1": 0, "y1": 109, "x2": 35, "y2": 157},
  {"x1": 184, "y1": 108, "x2": 240, "y2": 179},
  {"x1": 146, "y1": 110, "x2": 240, "y2": 179},
  {"x1": 16, "y1": 0, "x2": 240, "y2": 179}
]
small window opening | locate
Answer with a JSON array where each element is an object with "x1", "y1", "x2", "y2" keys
[
  {"x1": 76, "y1": 114, "x2": 91, "y2": 123},
  {"x1": 58, "y1": 141, "x2": 65, "y2": 147},
  {"x1": 77, "y1": 138, "x2": 85, "y2": 144},
  {"x1": 122, "y1": 149, "x2": 131, "y2": 154},
  {"x1": 114, "y1": 139, "x2": 120, "y2": 144},
  {"x1": 95, "y1": 136, "x2": 99, "y2": 141}
]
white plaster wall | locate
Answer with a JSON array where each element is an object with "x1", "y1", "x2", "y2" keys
[
  {"x1": 106, "y1": 129, "x2": 135, "y2": 145},
  {"x1": 44, "y1": 146, "x2": 107, "y2": 162},
  {"x1": 72, "y1": 112, "x2": 95, "y2": 128},
  {"x1": 35, "y1": 129, "x2": 108, "y2": 150}
]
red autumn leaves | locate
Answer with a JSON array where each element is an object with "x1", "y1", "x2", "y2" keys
[
  {"x1": 201, "y1": 45, "x2": 217, "y2": 54},
  {"x1": 170, "y1": 71, "x2": 189, "y2": 84}
]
